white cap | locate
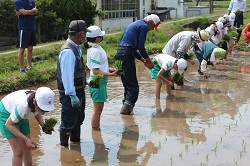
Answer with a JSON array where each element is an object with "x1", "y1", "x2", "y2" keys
[
  {"x1": 86, "y1": 26, "x2": 105, "y2": 38},
  {"x1": 223, "y1": 14, "x2": 229, "y2": 21},
  {"x1": 218, "y1": 17, "x2": 226, "y2": 24},
  {"x1": 215, "y1": 21, "x2": 224, "y2": 31},
  {"x1": 146, "y1": 14, "x2": 161, "y2": 30},
  {"x1": 35, "y1": 87, "x2": 55, "y2": 111},
  {"x1": 177, "y1": 58, "x2": 187, "y2": 74},
  {"x1": 229, "y1": 13, "x2": 235, "y2": 22}
]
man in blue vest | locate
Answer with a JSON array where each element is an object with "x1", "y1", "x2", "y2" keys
[{"x1": 57, "y1": 20, "x2": 91, "y2": 146}]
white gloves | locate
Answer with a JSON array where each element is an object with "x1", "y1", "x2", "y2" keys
[{"x1": 201, "y1": 60, "x2": 207, "y2": 72}]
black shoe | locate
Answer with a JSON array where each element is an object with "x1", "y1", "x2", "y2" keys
[{"x1": 198, "y1": 69, "x2": 204, "y2": 75}]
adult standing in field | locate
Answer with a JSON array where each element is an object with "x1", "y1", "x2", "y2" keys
[
  {"x1": 227, "y1": 0, "x2": 246, "y2": 28},
  {"x1": 14, "y1": 0, "x2": 38, "y2": 73},
  {"x1": 57, "y1": 20, "x2": 91, "y2": 146},
  {"x1": 114, "y1": 14, "x2": 161, "y2": 115},
  {"x1": 227, "y1": 0, "x2": 246, "y2": 44},
  {"x1": 0, "y1": 87, "x2": 55, "y2": 166},
  {"x1": 84, "y1": 25, "x2": 117, "y2": 130}
]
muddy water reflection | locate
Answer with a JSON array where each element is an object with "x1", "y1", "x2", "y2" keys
[{"x1": 1, "y1": 52, "x2": 250, "y2": 165}]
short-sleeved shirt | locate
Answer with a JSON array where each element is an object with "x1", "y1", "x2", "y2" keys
[
  {"x1": 14, "y1": 0, "x2": 36, "y2": 30},
  {"x1": 87, "y1": 44, "x2": 109, "y2": 76},
  {"x1": 1, "y1": 90, "x2": 38, "y2": 123},
  {"x1": 154, "y1": 54, "x2": 176, "y2": 71}
]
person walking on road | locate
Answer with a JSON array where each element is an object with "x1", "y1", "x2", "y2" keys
[
  {"x1": 57, "y1": 20, "x2": 91, "y2": 146},
  {"x1": 115, "y1": 14, "x2": 161, "y2": 115},
  {"x1": 14, "y1": 0, "x2": 38, "y2": 73}
]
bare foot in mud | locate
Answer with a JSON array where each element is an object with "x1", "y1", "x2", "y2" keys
[{"x1": 166, "y1": 95, "x2": 175, "y2": 100}]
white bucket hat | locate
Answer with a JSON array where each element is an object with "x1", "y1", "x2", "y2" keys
[
  {"x1": 35, "y1": 87, "x2": 55, "y2": 111},
  {"x1": 86, "y1": 26, "x2": 105, "y2": 38},
  {"x1": 197, "y1": 27, "x2": 210, "y2": 43},
  {"x1": 177, "y1": 58, "x2": 187, "y2": 74}
]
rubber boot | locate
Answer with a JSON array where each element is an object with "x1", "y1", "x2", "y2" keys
[
  {"x1": 120, "y1": 101, "x2": 134, "y2": 115},
  {"x1": 60, "y1": 129, "x2": 71, "y2": 146},
  {"x1": 70, "y1": 125, "x2": 81, "y2": 142}
]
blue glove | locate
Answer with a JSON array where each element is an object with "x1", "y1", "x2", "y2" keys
[{"x1": 69, "y1": 95, "x2": 81, "y2": 107}]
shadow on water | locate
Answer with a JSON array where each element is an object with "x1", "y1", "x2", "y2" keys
[{"x1": 1, "y1": 52, "x2": 250, "y2": 165}]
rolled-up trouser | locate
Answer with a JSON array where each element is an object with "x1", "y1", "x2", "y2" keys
[
  {"x1": 234, "y1": 13, "x2": 243, "y2": 28},
  {"x1": 59, "y1": 89, "x2": 85, "y2": 130},
  {"x1": 115, "y1": 49, "x2": 139, "y2": 105}
]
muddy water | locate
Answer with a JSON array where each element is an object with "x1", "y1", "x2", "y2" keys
[{"x1": 1, "y1": 52, "x2": 250, "y2": 166}]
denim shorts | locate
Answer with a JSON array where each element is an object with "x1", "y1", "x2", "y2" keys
[{"x1": 0, "y1": 102, "x2": 30, "y2": 138}]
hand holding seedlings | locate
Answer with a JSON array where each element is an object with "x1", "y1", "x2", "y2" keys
[{"x1": 114, "y1": 60, "x2": 124, "y2": 76}]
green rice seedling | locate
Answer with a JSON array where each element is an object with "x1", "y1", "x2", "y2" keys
[
  {"x1": 114, "y1": 60, "x2": 124, "y2": 76},
  {"x1": 170, "y1": 156, "x2": 173, "y2": 166},
  {"x1": 179, "y1": 151, "x2": 183, "y2": 159},
  {"x1": 43, "y1": 117, "x2": 58, "y2": 133},
  {"x1": 173, "y1": 72, "x2": 183, "y2": 85},
  {"x1": 188, "y1": 51, "x2": 195, "y2": 59},
  {"x1": 185, "y1": 144, "x2": 189, "y2": 151},
  {"x1": 89, "y1": 74, "x2": 104, "y2": 88}
]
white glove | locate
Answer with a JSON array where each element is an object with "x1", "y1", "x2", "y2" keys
[{"x1": 201, "y1": 60, "x2": 207, "y2": 72}]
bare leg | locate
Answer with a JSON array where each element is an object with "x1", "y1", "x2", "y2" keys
[
  {"x1": 8, "y1": 135, "x2": 32, "y2": 166},
  {"x1": 26, "y1": 46, "x2": 33, "y2": 69},
  {"x1": 22, "y1": 135, "x2": 33, "y2": 166},
  {"x1": 18, "y1": 48, "x2": 26, "y2": 70},
  {"x1": 92, "y1": 102, "x2": 104, "y2": 129},
  {"x1": 155, "y1": 78, "x2": 162, "y2": 99}
]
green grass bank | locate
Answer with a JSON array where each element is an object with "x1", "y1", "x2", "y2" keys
[{"x1": 0, "y1": 3, "x2": 249, "y2": 93}]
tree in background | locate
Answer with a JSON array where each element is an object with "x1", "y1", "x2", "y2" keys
[
  {"x1": 0, "y1": 0, "x2": 99, "y2": 44},
  {"x1": 0, "y1": 0, "x2": 17, "y2": 37}
]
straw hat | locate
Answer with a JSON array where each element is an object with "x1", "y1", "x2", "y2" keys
[{"x1": 197, "y1": 27, "x2": 210, "y2": 43}]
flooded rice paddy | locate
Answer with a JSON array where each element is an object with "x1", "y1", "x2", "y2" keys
[{"x1": 1, "y1": 51, "x2": 250, "y2": 166}]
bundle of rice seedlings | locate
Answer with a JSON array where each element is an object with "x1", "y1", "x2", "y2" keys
[
  {"x1": 173, "y1": 72, "x2": 183, "y2": 85},
  {"x1": 43, "y1": 117, "x2": 58, "y2": 133},
  {"x1": 90, "y1": 74, "x2": 104, "y2": 88},
  {"x1": 114, "y1": 60, "x2": 124, "y2": 76}
]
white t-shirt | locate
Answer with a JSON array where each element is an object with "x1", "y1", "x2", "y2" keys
[
  {"x1": 154, "y1": 54, "x2": 176, "y2": 71},
  {"x1": 1, "y1": 90, "x2": 38, "y2": 123},
  {"x1": 86, "y1": 44, "x2": 109, "y2": 76}
]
